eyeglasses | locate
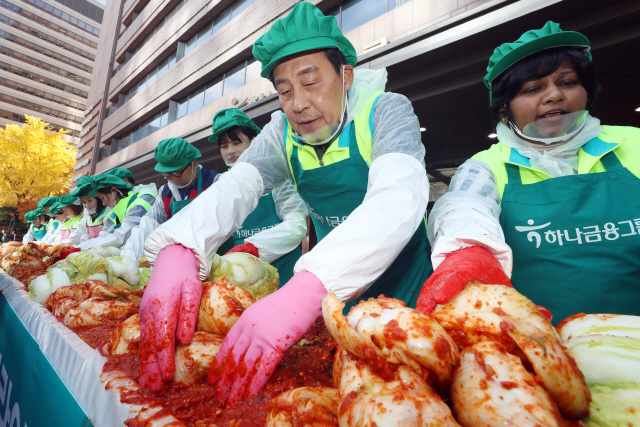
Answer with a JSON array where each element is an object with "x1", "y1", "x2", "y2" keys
[{"x1": 161, "y1": 163, "x2": 190, "y2": 178}]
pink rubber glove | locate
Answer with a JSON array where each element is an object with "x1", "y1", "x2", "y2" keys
[
  {"x1": 225, "y1": 242, "x2": 259, "y2": 258},
  {"x1": 139, "y1": 244, "x2": 202, "y2": 392},
  {"x1": 208, "y1": 270, "x2": 326, "y2": 408}
]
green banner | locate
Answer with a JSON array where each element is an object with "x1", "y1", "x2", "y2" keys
[{"x1": 0, "y1": 293, "x2": 92, "y2": 427}]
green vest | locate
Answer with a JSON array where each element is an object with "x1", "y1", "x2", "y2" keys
[
  {"x1": 108, "y1": 191, "x2": 154, "y2": 229},
  {"x1": 285, "y1": 92, "x2": 433, "y2": 309},
  {"x1": 473, "y1": 126, "x2": 640, "y2": 324},
  {"x1": 88, "y1": 207, "x2": 108, "y2": 227},
  {"x1": 32, "y1": 224, "x2": 47, "y2": 240},
  {"x1": 61, "y1": 215, "x2": 83, "y2": 231}
]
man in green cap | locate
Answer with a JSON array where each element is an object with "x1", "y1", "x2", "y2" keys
[
  {"x1": 420, "y1": 22, "x2": 640, "y2": 325},
  {"x1": 140, "y1": 2, "x2": 432, "y2": 402},
  {"x1": 109, "y1": 167, "x2": 158, "y2": 197},
  {"x1": 22, "y1": 210, "x2": 46, "y2": 242},
  {"x1": 78, "y1": 173, "x2": 155, "y2": 250},
  {"x1": 120, "y1": 138, "x2": 219, "y2": 261}
]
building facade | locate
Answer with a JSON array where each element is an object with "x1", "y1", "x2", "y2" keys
[
  {"x1": 77, "y1": 0, "x2": 640, "y2": 197},
  {"x1": 0, "y1": 0, "x2": 103, "y2": 147}
]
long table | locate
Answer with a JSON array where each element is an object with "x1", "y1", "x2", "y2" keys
[{"x1": 0, "y1": 271, "x2": 133, "y2": 427}]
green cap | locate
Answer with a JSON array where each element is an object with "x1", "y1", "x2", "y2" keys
[
  {"x1": 485, "y1": 21, "x2": 591, "y2": 102},
  {"x1": 253, "y1": 2, "x2": 357, "y2": 79},
  {"x1": 37, "y1": 197, "x2": 59, "y2": 208},
  {"x1": 76, "y1": 175, "x2": 93, "y2": 187},
  {"x1": 208, "y1": 109, "x2": 261, "y2": 143},
  {"x1": 58, "y1": 194, "x2": 79, "y2": 208},
  {"x1": 71, "y1": 182, "x2": 97, "y2": 198},
  {"x1": 34, "y1": 207, "x2": 47, "y2": 218},
  {"x1": 25, "y1": 211, "x2": 37, "y2": 223},
  {"x1": 109, "y1": 167, "x2": 133, "y2": 180},
  {"x1": 91, "y1": 173, "x2": 133, "y2": 191},
  {"x1": 49, "y1": 202, "x2": 62, "y2": 215},
  {"x1": 154, "y1": 138, "x2": 202, "y2": 172}
]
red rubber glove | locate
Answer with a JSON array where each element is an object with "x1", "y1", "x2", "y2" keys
[
  {"x1": 416, "y1": 246, "x2": 511, "y2": 313},
  {"x1": 225, "y1": 242, "x2": 259, "y2": 258},
  {"x1": 208, "y1": 270, "x2": 326, "y2": 408},
  {"x1": 139, "y1": 244, "x2": 202, "y2": 392}
]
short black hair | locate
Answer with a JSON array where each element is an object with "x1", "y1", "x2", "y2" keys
[
  {"x1": 491, "y1": 47, "x2": 600, "y2": 121},
  {"x1": 269, "y1": 47, "x2": 346, "y2": 84},
  {"x1": 218, "y1": 125, "x2": 258, "y2": 144},
  {"x1": 96, "y1": 187, "x2": 131, "y2": 198},
  {"x1": 127, "y1": 177, "x2": 136, "y2": 185}
]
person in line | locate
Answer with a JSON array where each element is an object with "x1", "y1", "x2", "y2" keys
[
  {"x1": 420, "y1": 22, "x2": 640, "y2": 323},
  {"x1": 42, "y1": 202, "x2": 67, "y2": 245},
  {"x1": 57, "y1": 195, "x2": 84, "y2": 243},
  {"x1": 109, "y1": 167, "x2": 158, "y2": 197},
  {"x1": 120, "y1": 138, "x2": 219, "y2": 261},
  {"x1": 59, "y1": 177, "x2": 111, "y2": 246},
  {"x1": 22, "y1": 210, "x2": 44, "y2": 243},
  {"x1": 211, "y1": 108, "x2": 308, "y2": 284},
  {"x1": 78, "y1": 174, "x2": 155, "y2": 250},
  {"x1": 37, "y1": 197, "x2": 60, "y2": 243},
  {"x1": 139, "y1": 2, "x2": 432, "y2": 402}
]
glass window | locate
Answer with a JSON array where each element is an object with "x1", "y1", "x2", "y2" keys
[
  {"x1": 184, "y1": 36, "x2": 196, "y2": 56},
  {"x1": 139, "y1": 124, "x2": 150, "y2": 139},
  {"x1": 62, "y1": 12, "x2": 70, "y2": 21},
  {"x1": 231, "y1": 0, "x2": 252, "y2": 19},
  {"x1": 195, "y1": 23, "x2": 211, "y2": 47},
  {"x1": 341, "y1": 0, "x2": 386, "y2": 33},
  {"x1": 176, "y1": 97, "x2": 188, "y2": 119},
  {"x1": 245, "y1": 58, "x2": 261, "y2": 84},
  {"x1": 159, "y1": 109, "x2": 168, "y2": 127},
  {"x1": 158, "y1": 57, "x2": 169, "y2": 75},
  {"x1": 148, "y1": 113, "x2": 161, "y2": 133},
  {"x1": 211, "y1": 9, "x2": 230, "y2": 34},
  {"x1": 147, "y1": 69, "x2": 157, "y2": 85},
  {"x1": 187, "y1": 86, "x2": 204, "y2": 114},
  {"x1": 69, "y1": 16, "x2": 78, "y2": 25},
  {"x1": 223, "y1": 63, "x2": 245, "y2": 95},
  {"x1": 204, "y1": 77, "x2": 222, "y2": 106}
]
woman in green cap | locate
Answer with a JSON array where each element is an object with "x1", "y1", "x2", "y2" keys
[
  {"x1": 37, "y1": 196, "x2": 59, "y2": 239},
  {"x1": 41, "y1": 202, "x2": 67, "y2": 244},
  {"x1": 56, "y1": 194, "x2": 84, "y2": 243},
  {"x1": 58, "y1": 176, "x2": 111, "y2": 245},
  {"x1": 210, "y1": 108, "x2": 308, "y2": 285},
  {"x1": 78, "y1": 173, "x2": 155, "y2": 250},
  {"x1": 139, "y1": 2, "x2": 431, "y2": 401},
  {"x1": 22, "y1": 210, "x2": 46, "y2": 243},
  {"x1": 420, "y1": 21, "x2": 640, "y2": 325},
  {"x1": 109, "y1": 167, "x2": 158, "y2": 197},
  {"x1": 120, "y1": 138, "x2": 219, "y2": 261}
]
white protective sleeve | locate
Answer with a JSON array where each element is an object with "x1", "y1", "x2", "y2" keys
[
  {"x1": 119, "y1": 185, "x2": 168, "y2": 261},
  {"x1": 40, "y1": 219, "x2": 56, "y2": 244},
  {"x1": 132, "y1": 182, "x2": 158, "y2": 197},
  {"x1": 79, "y1": 194, "x2": 156, "y2": 250},
  {"x1": 145, "y1": 69, "x2": 428, "y2": 295},
  {"x1": 245, "y1": 180, "x2": 308, "y2": 264},
  {"x1": 144, "y1": 162, "x2": 263, "y2": 279},
  {"x1": 428, "y1": 158, "x2": 513, "y2": 276},
  {"x1": 44, "y1": 222, "x2": 63, "y2": 245},
  {"x1": 22, "y1": 225, "x2": 35, "y2": 243},
  {"x1": 61, "y1": 215, "x2": 90, "y2": 246}
]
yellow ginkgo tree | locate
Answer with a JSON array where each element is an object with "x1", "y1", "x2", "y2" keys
[{"x1": 0, "y1": 115, "x2": 77, "y2": 207}]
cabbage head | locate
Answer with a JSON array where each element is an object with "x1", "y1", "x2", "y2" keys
[
  {"x1": 65, "y1": 251, "x2": 109, "y2": 284},
  {"x1": 138, "y1": 268, "x2": 152, "y2": 288},
  {"x1": 106, "y1": 256, "x2": 140, "y2": 287},
  {"x1": 583, "y1": 383, "x2": 640, "y2": 427},
  {"x1": 29, "y1": 268, "x2": 71, "y2": 304},
  {"x1": 207, "y1": 252, "x2": 279, "y2": 300}
]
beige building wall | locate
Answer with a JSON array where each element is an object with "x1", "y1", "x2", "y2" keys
[{"x1": 0, "y1": 0, "x2": 103, "y2": 151}]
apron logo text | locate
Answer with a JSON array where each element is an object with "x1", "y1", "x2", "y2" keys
[{"x1": 516, "y1": 218, "x2": 640, "y2": 248}]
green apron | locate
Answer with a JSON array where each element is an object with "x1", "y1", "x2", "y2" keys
[
  {"x1": 501, "y1": 147, "x2": 640, "y2": 325},
  {"x1": 217, "y1": 193, "x2": 301, "y2": 285},
  {"x1": 288, "y1": 121, "x2": 433, "y2": 310},
  {"x1": 32, "y1": 224, "x2": 47, "y2": 240},
  {"x1": 169, "y1": 167, "x2": 203, "y2": 216}
]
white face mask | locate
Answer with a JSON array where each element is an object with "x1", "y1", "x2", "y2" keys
[
  {"x1": 292, "y1": 65, "x2": 348, "y2": 146},
  {"x1": 509, "y1": 110, "x2": 588, "y2": 144},
  {"x1": 168, "y1": 164, "x2": 197, "y2": 190}
]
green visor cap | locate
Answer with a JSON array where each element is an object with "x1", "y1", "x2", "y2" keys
[
  {"x1": 71, "y1": 182, "x2": 97, "y2": 198},
  {"x1": 34, "y1": 207, "x2": 47, "y2": 218},
  {"x1": 49, "y1": 202, "x2": 62, "y2": 215},
  {"x1": 208, "y1": 108, "x2": 261, "y2": 143},
  {"x1": 37, "y1": 196, "x2": 59, "y2": 208},
  {"x1": 58, "y1": 194, "x2": 79, "y2": 208},
  {"x1": 154, "y1": 138, "x2": 202, "y2": 172},
  {"x1": 253, "y1": 2, "x2": 357, "y2": 79},
  {"x1": 109, "y1": 167, "x2": 133, "y2": 180},
  {"x1": 76, "y1": 176, "x2": 92, "y2": 187},
  {"x1": 25, "y1": 211, "x2": 36, "y2": 222},
  {"x1": 91, "y1": 173, "x2": 133, "y2": 191},
  {"x1": 485, "y1": 21, "x2": 591, "y2": 101}
]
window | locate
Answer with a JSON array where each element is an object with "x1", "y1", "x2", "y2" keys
[
  {"x1": 328, "y1": 0, "x2": 402, "y2": 34},
  {"x1": 231, "y1": 0, "x2": 252, "y2": 19},
  {"x1": 176, "y1": 97, "x2": 188, "y2": 119},
  {"x1": 204, "y1": 77, "x2": 222, "y2": 106},
  {"x1": 187, "y1": 86, "x2": 204, "y2": 114},
  {"x1": 245, "y1": 58, "x2": 261, "y2": 84},
  {"x1": 223, "y1": 63, "x2": 245, "y2": 95}
]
